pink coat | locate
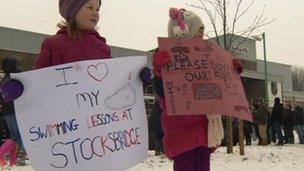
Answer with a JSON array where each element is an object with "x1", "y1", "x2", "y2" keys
[
  {"x1": 159, "y1": 98, "x2": 208, "y2": 159},
  {"x1": 34, "y1": 28, "x2": 111, "y2": 69}
]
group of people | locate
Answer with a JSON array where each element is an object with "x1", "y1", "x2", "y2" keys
[
  {"x1": 0, "y1": 0, "x2": 244, "y2": 171},
  {"x1": 254, "y1": 97, "x2": 304, "y2": 146},
  {"x1": 226, "y1": 97, "x2": 304, "y2": 147}
]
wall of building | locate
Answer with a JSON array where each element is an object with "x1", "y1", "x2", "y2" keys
[
  {"x1": 267, "y1": 81, "x2": 283, "y2": 107},
  {"x1": 213, "y1": 34, "x2": 257, "y2": 60},
  {"x1": 0, "y1": 26, "x2": 47, "y2": 54},
  {"x1": 256, "y1": 60, "x2": 293, "y2": 91}
]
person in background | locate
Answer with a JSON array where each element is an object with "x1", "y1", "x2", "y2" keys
[
  {"x1": 294, "y1": 104, "x2": 304, "y2": 144},
  {"x1": 271, "y1": 97, "x2": 284, "y2": 146},
  {"x1": 269, "y1": 107, "x2": 277, "y2": 144},
  {"x1": 282, "y1": 104, "x2": 295, "y2": 144},
  {"x1": 254, "y1": 99, "x2": 269, "y2": 146},
  {"x1": 266, "y1": 109, "x2": 272, "y2": 144},
  {"x1": 252, "y1": 102, "x2": 262, "y2": 145},
  {"x1": 243, "y1": 104, "x2": 255, "y2": 145},
  {"x1": 0, "y1": 57, "x2": 24, "y2": 168},
  {"x1": 0, "y1": 118, "x2": 10, "y2": 146},
  {"x1": 150, "y1": 99, "x2": 164, "y2": 155},
  {"x1": 232, "y1": 118, "x2": 239, "y2": 146}
]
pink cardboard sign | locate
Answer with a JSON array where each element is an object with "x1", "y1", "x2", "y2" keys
[{"x1": 158, "y1": 37, "x2": 252, "y2": 121}]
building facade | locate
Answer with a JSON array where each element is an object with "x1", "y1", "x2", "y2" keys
[{"x1": 1, "y1": 26, "x2": 303, "y2": 108}]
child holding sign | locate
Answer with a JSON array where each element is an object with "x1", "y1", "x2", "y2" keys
[
  {"x1": 153, "y1": 8, "x2": 243, "y2": 171},
  {"x1": 0, "y1": 0, "x2": 151, "y2": 101},
  {"x1": 0, "y1": 0, "x2": 151, "y2": 168}
]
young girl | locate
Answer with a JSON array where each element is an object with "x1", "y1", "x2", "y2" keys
[
  {"x1": 153, "y1": 8, "x2": 243, "y2": 171},
  {"x1": 0, "y1": 0, "x2": 151, "y2": 167},
  {"x1": 35, "y1": 0, "x2": 111, "y2": 68},
  {"x1": 0, "y1": 0, "x2": 151, "y2": 101}
]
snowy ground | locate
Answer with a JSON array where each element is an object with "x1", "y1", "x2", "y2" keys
[{"x1": 7, "y1": 142, "x2": 304, "y2": 171}]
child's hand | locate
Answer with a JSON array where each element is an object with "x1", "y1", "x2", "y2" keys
[
  {"x1": 232, "y1": 59, "x2": 243, "y2": 74},
  {"x1": 153, "y1": 50, "x2": 171, "y2": 77},
  {"x1": 0, "y1": 79, "x2": 24, "y2": 102},
  {"x1": 139, "y1": 67, "x2": 152, "y2": 86}
]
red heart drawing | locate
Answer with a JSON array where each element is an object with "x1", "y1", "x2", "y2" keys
[{"x1": 87, "y1": 62, "x2": 109, "y2": 82}]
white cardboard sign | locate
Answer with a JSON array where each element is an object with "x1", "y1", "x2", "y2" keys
[{"x1": 12, "y1": 56, "x2": 148, "y2": 171}]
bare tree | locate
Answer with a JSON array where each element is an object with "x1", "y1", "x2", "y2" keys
[
  {"x1": 291, "y1": 66, "x2": 304, "y2": 91},
  {"x1": 186, "y1": 0, "x2": 275, "y2": 52}
]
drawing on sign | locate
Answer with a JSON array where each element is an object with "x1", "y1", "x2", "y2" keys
[
  {"x1": 87, "y1": 62, "x2": 108, "y2": 82},
  {"x1": 186, "y1": 100, "x2": 192, "y2": 110},
  {"x1": 181, "y1": 84, "x2": 188, "y2": 95},
  {"x1": 105, "y1": 84, "x2": 137, "y2": 110},
  {"x1": 166, "y1": 46, "x2": 191, "y2": 74},
  {"x1": 76, "y1": 90, "x2": 100, "y2": 108},
  {"x1": 194, "y1": 42, "x2": 214, "y2": 54},
  {"x1": 172, "y1": 46, "x2": 190, "y2": 62},
  {"x1": 55, "y1": 66, "x2": 78, "y2": 87},
  {"x1": 225, "y1": 82, "x2": 238, "y2": 95},
  {"x1": 234, "y1": 105, "x2": 250, "y2": 114},
  {"x1": 192, "y1": 83, "x2": 222, "y2": 100},
  {"x1": 74, "y1": 63, "x2": 82, "y2": 72},
  {"x1": 128, "y1": 71, "x2": 133, "y2": 80}
]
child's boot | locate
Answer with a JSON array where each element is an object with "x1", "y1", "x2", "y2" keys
[{"x1": 0, "y1": 139, "x2": 17, "y2": 167}]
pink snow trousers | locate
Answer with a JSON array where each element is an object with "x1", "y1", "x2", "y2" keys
[{"x1": 173, "y1": 146, "x2": 211, "y2": 171}]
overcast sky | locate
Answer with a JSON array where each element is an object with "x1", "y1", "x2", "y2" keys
[{"x1": 0, "y1": 0, "x2": 303, "y2": 66}]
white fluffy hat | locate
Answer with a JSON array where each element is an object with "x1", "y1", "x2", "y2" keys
[{"x1": 168, "y1": 8, "x2": 205, "y2": 39}]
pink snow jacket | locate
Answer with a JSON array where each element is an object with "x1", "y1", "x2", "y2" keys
[
  {"x1": 159, "y1": 98, "x2": 208, "y2": 159},
  {"x1": 34, "y1": 28, "x2": 111, "y2": 69}
]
